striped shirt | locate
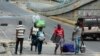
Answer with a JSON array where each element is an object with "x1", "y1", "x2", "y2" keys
[{"x1": 16, "y1": 25, "x2": 25, "y2": 38}]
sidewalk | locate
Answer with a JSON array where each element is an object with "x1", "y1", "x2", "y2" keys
[{"x1": 50, "y1": 16, "x2": 76, "y2": 26}]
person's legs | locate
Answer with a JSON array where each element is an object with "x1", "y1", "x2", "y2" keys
[
  {"x1": 35, "y1": 44, "x2": 37, "y2": 52},
  {"x1": 31, "y1": 35, "x2": 37, "y2": 51},
  {"x1": 15, "y1": 38, "x2": 20, "y2": 54},
  {"x1": 75, "y1": 37, "x2": 80, "y2": 54},
  {"x1": 31, "y1": 44, "x2": 33, "y2": 51},
  {"x1": 60, "y1": 47, "x2": 63, "y2": 54},
  {"x1": 34, "y1": 36, "x2": 38, "y2": 52},
  {"x1": 60, "y1": 38, "x2": 64, "y2": 54},
  {"x1": 54, "y1": 43, "x2": 59, "y2": 54},
  {"x1": 75, "y1": 37, "x2": 78, "y2": 54},
  {"x1": 38, "y1": 41, "x2": 43, "y2": 54},
  {"x1": 78, "y1": 37, "x2": 81, "y2": 52},
  {"x1": 20, "y1": 38, "x2": 24, "y2": 54},
  {"x1": 31, "y1": 38, "x2": 33, "y2": 51},
  {"x1": 31, "y1": 35, "x2": 34, "y2": 51}
]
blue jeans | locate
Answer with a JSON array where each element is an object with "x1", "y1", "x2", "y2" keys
[
  {"x1": 75, "y1": 37, "x2": 81, "y2": 53},
  {"x1": 37, "y1": 40, "x2": 43, "y2": 54}
]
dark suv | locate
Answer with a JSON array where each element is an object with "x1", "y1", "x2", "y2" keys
[{"x1": 80, "y1": 16, "x2": 100, "y2": 40}]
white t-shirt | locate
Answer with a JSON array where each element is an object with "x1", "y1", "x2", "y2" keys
[
  {"x1": 73, "y1": 26, "x2": 82, "y2": 38},
  {"x1": 32, "y1": 27, "x2": 39, "y2": 35},
  {"x1": 16, "y1": 25, "x2": 25, "y2": 38}
]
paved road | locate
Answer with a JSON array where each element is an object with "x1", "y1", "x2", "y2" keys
[
  {"x1": 0, "y1": 1, "x2": 100, "y2": 56},
  {"x1": 0, "y1": 15, "x2": 99, "y2": 56},
  {"x1": 0, "y1": 2, "x2": 32, "y2": 15}
]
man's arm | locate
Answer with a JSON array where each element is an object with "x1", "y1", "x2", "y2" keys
[
  {"x1": 29, "y1": 27, "x2": 32, "y2": 38},
  {"x1": 72, "y1": 32, "x2": 75, "y2": 41},
  {"x1": 16, "y1": 29, "x2": 18, "y2": 39}
]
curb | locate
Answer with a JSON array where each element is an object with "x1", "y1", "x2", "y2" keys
[{"x1": 50, "y1": 16, "x2": 76, "y2": 26}]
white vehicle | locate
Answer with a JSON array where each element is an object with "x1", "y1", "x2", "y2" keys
[{"x1": 81, "y1": 16, "x2": 100, "y2": 40}]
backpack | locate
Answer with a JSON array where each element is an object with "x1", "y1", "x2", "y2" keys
[
  {"x1": 35, "y1": 19, "x2": 45, "y2": 28},
  {"x1": 37, "y1": 31, "x2": 45, "y2": 41}
]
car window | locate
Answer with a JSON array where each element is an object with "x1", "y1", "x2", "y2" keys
[
  {"x1": 98, "y1": 19, "x2": 100, "y2": 26},
  {"x1": 84, "y1": 18, "x2": 97, "y2": 27}
]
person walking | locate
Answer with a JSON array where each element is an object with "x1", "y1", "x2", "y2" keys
[
  {"x1": 37, "y1": 27, "x2": 45, "y2": 54},
  {"x1": 51, "y1": 24, "x2": 65, "y2": 55},
  {"x1": 29, "y1": 23, "x2": 39, "y2": 51},
  {"x1": 72, "y1": 22, "x2": 83, "y2": 54},
  {"x1": 15, "y1": 21, "x2": 25, "y2": 54}
]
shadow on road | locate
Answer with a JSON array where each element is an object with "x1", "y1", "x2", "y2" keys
[{"x1": 62, "y1": 53, "x2": 85, "y2": 56}]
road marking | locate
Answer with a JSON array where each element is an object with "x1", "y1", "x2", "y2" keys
[
  {"x1": 0, "y1": 27, "x2": 8, "y2": 38},
  {"x1": 48, "y1": 17, "x2": 74, "y2": 28},
  {"x1": 0, "y1": 27, "x2": 12, "y2": 56}
]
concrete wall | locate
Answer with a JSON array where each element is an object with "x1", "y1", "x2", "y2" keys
[
  {"x1": 77, "y1": 0, "x2": 100, "y2": 16},
  {"x1": 57, "y1": 0, "x2": 100, "y2": 20}
]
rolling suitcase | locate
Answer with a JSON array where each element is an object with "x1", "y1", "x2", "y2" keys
[{"x1": 63, "y1": 43, "x2": 75, "y2": 52}]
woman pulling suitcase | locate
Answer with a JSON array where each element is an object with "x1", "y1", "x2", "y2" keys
[{"x1": 51, "y1": 24, "x2": 65, "y2": 55}]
